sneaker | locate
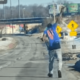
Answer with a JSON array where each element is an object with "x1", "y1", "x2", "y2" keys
[
  {"x1": 48, "y1": 73, "x2": 53, "y2": 77},
  {"x1": 58, "y1": 70, "x2": 62, "y2": 78}
]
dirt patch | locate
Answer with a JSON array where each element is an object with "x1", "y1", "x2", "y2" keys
[
  {"x1": 0, "y1": 37, "x2": 17, "y2": 51},
  {"x1": 8, "y1": 39, "x2": 17, "y2": 50}
]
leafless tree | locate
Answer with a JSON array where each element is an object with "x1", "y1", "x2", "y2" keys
[
  {"x1": 0, "y1": 5, "x2": 49, "y2": 19},
  {"x1": 56, "y1": 0, "x2": 70, "y2": 4}
]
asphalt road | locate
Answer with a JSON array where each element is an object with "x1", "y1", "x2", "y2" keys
[{"x1": 0, "y1": 35, "x2": 79, "y2": 80}]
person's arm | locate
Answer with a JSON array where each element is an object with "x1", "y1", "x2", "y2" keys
[{"x1": 52, "y1": 23, "x2": 57, "y2": 30}]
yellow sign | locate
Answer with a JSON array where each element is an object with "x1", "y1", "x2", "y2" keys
[
  {"x1": 56, "y1": 26, "x2": 62, "y2": 37},
  {"x1": 70, "y1": 31, "x2": 77, "y2": 36},
  {"x1": 67, "y1": 20, "x2": 78, "y2": 36}
]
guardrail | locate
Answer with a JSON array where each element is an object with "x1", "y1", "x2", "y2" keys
[{"x1": 0, "y1": 17, "x2": 47, "y2": 24}]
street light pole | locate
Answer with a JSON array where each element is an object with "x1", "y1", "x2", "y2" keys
[
  {"x1": 10, "y1": 0, "x2": 13, "y2": 34},
  {"x1": 18, "y1": 0, "x2": 21, "y2": 34},
  {"x1": 10, "y1": 0, "x2": 12, "y2": 19},
  {"x1": 18, "y1": 0, "x2": 20, "y2": 18},
  {"x1": 3, "y1": 4, "x2": 5, "y2": 19},
  {"x1": 3, "y1": 4, "x2": 6, "y2": 35},
  {"x1": 23, "y1": 8, "x2": 25, "y2": 18}
]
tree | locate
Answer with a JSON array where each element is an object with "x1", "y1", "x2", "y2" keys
[
  {"x1": 0, "y1": 5, "x2": 49, "y2": 19},
  {"x1": 56, "y1": 0, "x2": 70, "y2": 5}
]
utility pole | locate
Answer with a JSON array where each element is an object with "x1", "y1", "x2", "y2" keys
[
  {"x1": 18, "y1": 0, "x2": 21, "y2": 34},
  {"x1": 10, "y1": 0, "x2": 12, "y2": 19},
  {"x1": 3, "y1": 4, "x2": 5, "y2": 19},
  {"x1": 3, "y1": 4, "x2": 6, "y2": 35},
  {"x1": 10, "y1": 0, "x2": 13, "y2": 34},
  {"x1": 18, "y1": 0, "x2": 20, "y2": 18}
]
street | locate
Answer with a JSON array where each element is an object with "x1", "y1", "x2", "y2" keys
[{"x1": 0, "y1": 35, "x2": 79, "y2": 80}]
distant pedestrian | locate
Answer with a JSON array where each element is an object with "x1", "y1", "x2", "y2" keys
[{"x1": 42, "y1": 20, "x2": 62, "y2": 78}]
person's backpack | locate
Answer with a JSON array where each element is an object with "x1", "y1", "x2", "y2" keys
[{"x1": 47, "y1": 29, "x2": 61, "y2": 50}]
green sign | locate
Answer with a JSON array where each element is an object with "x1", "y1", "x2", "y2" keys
[
  {"x1": 68, "y1": 4, "x2": 78, "y2": 13},
  {"x1": 78, "y1": 4, "x2": 80, "y2": 12}
]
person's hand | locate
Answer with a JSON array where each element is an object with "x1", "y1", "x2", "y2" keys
[
  {"x1": 42, "y1": 34, "x2": 49, "y2": 42},
  {"x1": 41, "y1": 38, "x2": 43, "y2": 41},
  {"x1": 45, "y1": 38, "x2": 49, "y2": 42}
]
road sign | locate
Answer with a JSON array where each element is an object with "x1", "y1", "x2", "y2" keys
[
  {"x1": 67, "y1": 20, "x2": 78, "y2": 36},
  {"x1": 68, "y1": 4, "x2": 78, "y2": 13},
  {"x1": 59, "y1": 5, "x2": 67, "y2": 13},
  {"x1": 56, "y1": 26, "x2": 62, "y2": 37},
  {"x1": 67, "y1": 20, "x2": 78, "y2": 31},
  {"x1": 63, "y1": 5, "x2": 68, "y2": 13},
  {"x1": 0, "y1": 0, "x2": 7, "y2": 4},
  {"x1": 70, "y1": 31, "x2": 77, "y2": 36},
  {"x1": 48, "y1": 4, "x2": 57, "y2": 14},
  {"x1": 48, "y1": 4, "x2": 54, "y2": 14}
]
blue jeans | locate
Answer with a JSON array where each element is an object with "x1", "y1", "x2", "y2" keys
[{"x1": 48, "y1": 49, "x2": 62, "y2": 74}]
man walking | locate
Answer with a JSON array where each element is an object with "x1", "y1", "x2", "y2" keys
[{"x1": 42, "y1": 22, "x2": 62, "y2": 78}]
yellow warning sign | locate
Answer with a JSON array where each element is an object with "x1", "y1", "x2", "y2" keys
[
  {"x1": 56, "y1": 26, "x2": 62, "y2": 37},
  {"x1": 67, "y1": 20, "x2": 78, "y2": 36},
  {"x1": 70, "y1": 31, "x2": 77, "y2": 36}
]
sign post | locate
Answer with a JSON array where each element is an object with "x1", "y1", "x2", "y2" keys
[{"x1": 48, "y1": 4, "x2": 54, "y2": 18}]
